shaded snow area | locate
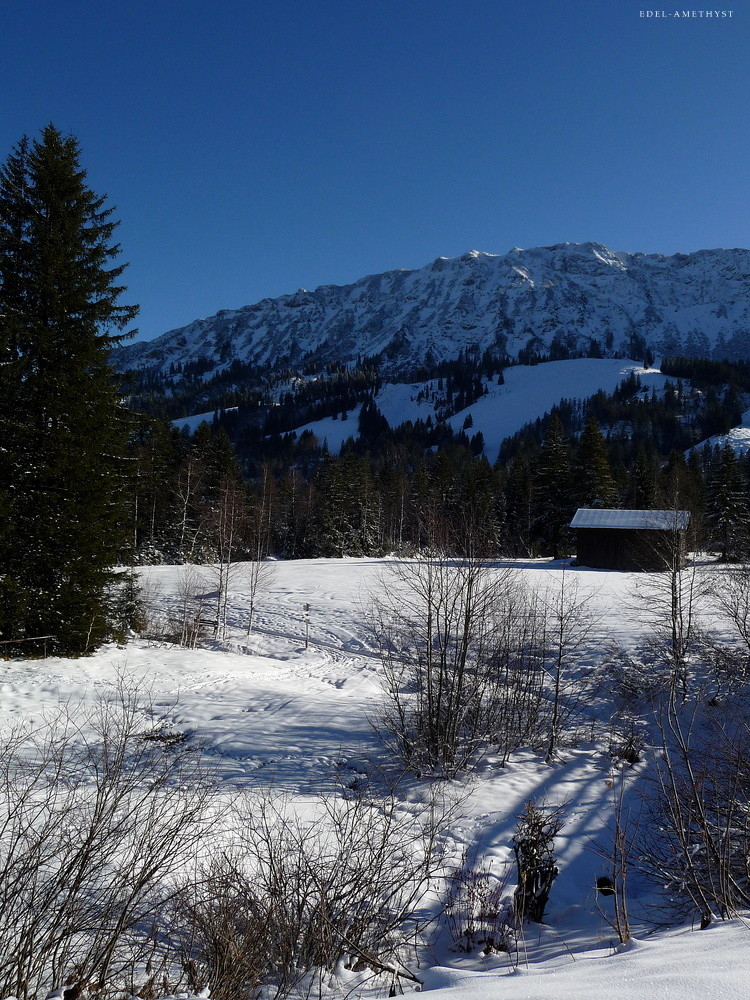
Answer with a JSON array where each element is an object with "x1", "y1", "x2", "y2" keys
[
  {"x1": 291, "y1": 359, "x2": 668, "y2": 461},
  {"x1": 690, "y1": 407, "x2": 750, "y2": 458},
  {"x1": 3, "y1": 558, "x2": 750, "y2": 998}
]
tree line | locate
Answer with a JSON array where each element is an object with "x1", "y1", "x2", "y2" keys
[{"x1": 128, "y1": 385, "x2": 750, "y2": 568}]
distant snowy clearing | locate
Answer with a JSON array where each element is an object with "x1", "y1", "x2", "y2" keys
[
  {"x1": 173, "y1": 359, "x2": 669, "y2": 462},
  {"x1": 689, "y1": 406, "x2": 750, "y2": 458},
  {"x1": 281, "y1": 359, "x2": 667, "y2": 461}
]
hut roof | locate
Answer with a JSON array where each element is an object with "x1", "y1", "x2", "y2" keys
[{"x1": 570, "y1": 508, "x2": 690, "y2": 531}]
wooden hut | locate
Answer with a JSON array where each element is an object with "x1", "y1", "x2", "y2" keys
[{"x1": 570, "y1": 508, "x2": 690, "y2": 572}]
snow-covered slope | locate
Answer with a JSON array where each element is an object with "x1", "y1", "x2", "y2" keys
[
  {"x1": 690, "y1": 407, "x2": 750, "y2": 458},
  {"x1": 115, "y1": 242, "x2": 750, "y2": 379},
  {"x1": 285, "y1": 359, "x2": 669, "y2": 461}
]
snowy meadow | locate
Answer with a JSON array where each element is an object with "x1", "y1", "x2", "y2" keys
[{"x1": 2, "y1": 555, "x2": 750, "y2": 999}]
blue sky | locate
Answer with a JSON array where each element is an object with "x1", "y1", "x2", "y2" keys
[{"x1": 1, "y1": 0, "x2": 748, "y2": 343}]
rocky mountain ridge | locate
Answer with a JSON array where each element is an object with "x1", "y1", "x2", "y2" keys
[{"x1": 114, "y1": 242, "x2": 750, "y2": 379}]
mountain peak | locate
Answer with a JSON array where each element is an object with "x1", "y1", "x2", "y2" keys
[{"x1": 114, "y1": 244, "x2": 750, "y2": 380}]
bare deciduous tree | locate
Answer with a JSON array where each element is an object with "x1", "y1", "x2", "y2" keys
[
  {"x1": 540, "y1": 566, "x2": 597, "y2": 761},
  {"x1": 175, "y1": 455, "x2": 208, "y2": 562},
  {"x1": 244, "y1": 466, "x2": 275, "y2": 637},
  {"x1": 631, "y1": 546, "x2": 706, "y2": 698},
  {"x1": 590, "y1": 763, "x2": 639, "y2": 944},
  {"x1": 371, "y1": 553, "x2": 588, "y2": 775},
  {"x1": 208, "y1": 478, "x2": 247, "y2": 640},
  {"x1": 371, "y1": 553, "x2": 520, "y2": 776},
  {"x1": 489, "y1": 584, "x2": 549, "y2": 766}
]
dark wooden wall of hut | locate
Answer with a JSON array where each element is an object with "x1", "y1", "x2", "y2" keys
[{"x1": 575, "y1": 527, "x2": 686, "y2": 571}]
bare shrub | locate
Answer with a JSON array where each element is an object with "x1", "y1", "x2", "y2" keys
[
  {"x1": 171, "y1": 853, "x2": 268, "y2": 1000},
  {"x1": 441, "y1": 851, "x2": 514, "y2": 955},
  {"x1": 608, "y1": 711, "x2": 646, "y2": 766},
  {"x1": 372, "y1": 554, "x2": 554, "y2": 776},
  {"x1": 639, "y1": 698, "x2": 750, "y2": 928},
  {"x1": 0, "y1": 684, "x2": 213, "y2": 998},
  {"x1": 605, "y1": 644, "x2": 672, "y2": 709},
  {"x1": 158, "y1": 565, "x2": 213, "y2": 647},
  {"x1": 172, "y1": 790, "x2": 445, "y2": 997}
]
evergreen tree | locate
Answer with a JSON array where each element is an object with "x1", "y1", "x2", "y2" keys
[
  {"x1": 625, "y1": 446, "x2": 659, "y2": 509},
  {"x1": 532, "y1": 413, "x2": 573, "y2": 558},
  {"x1": 572, "y1": 417, "x2": 618, "y2": 509},
  {"x1": 503, "y1": 452, "x2": 535, "y2": 555},
  {"x1": 705, "y1": 444, "x2": 749, "y2": 561},
  {"x1": 0, "y1": 126, "x2": 138, "y2": 654}
]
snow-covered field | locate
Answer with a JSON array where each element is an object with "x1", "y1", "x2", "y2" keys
[{"x1": 3, "y1": 556, "x2": 749, "y2": 998}]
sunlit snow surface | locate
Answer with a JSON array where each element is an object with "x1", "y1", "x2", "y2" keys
[{"x1": 2, "y1": 558, "x2": 749, "y2": 998}]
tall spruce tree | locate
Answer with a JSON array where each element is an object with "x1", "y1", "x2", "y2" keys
[
  {"x1": 705, "y1": 444, "x2": 749, "y2": 561},
  {"x1": 533, "y1": 413, "x2": 573, "y2": 558},
  {"x1": 572, "y1": 416, "x2": 618, "y2": 509},
  {"x1": 0, "y1": 125, "x2": 138, "y2": 654}
]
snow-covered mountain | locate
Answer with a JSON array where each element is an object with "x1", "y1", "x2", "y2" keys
[{"x1": 115, "y1": 242, "x2": 750, "y2": 379}]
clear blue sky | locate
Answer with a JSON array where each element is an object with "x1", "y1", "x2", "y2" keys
[{"x1": 1, "y1": 0, "x2": 748, "y2": 343}]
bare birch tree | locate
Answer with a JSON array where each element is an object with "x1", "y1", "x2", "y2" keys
[
  {"x1": 541, "y1": 566, "x2": 597, "y2": 761},
  {"x1": 245, "y1": 465, "x2": 275, "y2": 636},
  {"x1": 209, "y1": 478, "x2": 247, "y2": 640}
]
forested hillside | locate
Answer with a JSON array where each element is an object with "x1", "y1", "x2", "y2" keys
[{"x1": 126, "y1": 355, "x2": 750, "y2": 564}]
